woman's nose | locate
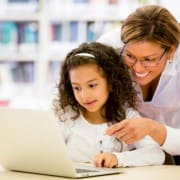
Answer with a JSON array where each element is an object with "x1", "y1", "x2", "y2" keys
[{"x1": 132, "y1": 60, "x2": 146, "y2": 71}]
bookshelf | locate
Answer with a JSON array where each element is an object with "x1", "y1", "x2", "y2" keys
[{"x1": 0, "y1": 0, "x2": 178, "y2": 109}]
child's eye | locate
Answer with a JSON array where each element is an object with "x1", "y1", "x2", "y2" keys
[
  {"x1": 72, "y1": 86, "x2": 81, "y2": 91},
  {"x1": 89, "y1": 84, "x2": 98, "y2": 88}
]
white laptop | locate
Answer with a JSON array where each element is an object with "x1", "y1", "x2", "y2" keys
[{"x1": 0, "y1": 108, "x2": 120, "y2": 178}]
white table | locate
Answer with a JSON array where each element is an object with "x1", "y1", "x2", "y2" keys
[{"x1": 0, "y1": 165, "x2": 180, "y2": 180}]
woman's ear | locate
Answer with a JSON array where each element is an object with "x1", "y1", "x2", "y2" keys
[{"x1": 167, "y1": 46, "x2": 176, "y2": 60}]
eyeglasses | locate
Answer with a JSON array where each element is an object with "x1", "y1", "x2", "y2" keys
[{"x1": 121, "y1": 48, "x2": 168, "y2": 67}]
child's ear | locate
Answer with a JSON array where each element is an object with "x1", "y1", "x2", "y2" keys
[{"x1": 108, "y1": 84, "x2": 112, "y2": 92}]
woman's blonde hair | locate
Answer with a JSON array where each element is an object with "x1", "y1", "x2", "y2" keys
[{"x1": 121, "y1": 5, "x2": 180, "y2": 49}]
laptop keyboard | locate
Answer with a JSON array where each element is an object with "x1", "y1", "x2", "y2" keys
[{"x1": 76, "y1": 168, "x2": 98, "y2": 173}]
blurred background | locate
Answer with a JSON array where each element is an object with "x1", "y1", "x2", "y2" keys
[{"x1": 0, "y1": 0, "x2": 179, "y2": 109}]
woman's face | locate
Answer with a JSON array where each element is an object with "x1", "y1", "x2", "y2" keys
[{"x1": 122, "y1": 41, "x2": 169, "y2": 86}]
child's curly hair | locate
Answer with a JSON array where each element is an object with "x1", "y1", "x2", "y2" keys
[{"x1": 54, "y1": 42, "x2": 137, "y2": 123}]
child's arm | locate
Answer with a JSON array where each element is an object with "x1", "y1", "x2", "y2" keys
[
  {"x1": 94, "y1": 153, "x2": 118, "y2": 168},
  {"x1": 112, "y1": 135, "x2": 165, "y2": 167},
  {"x1": 93, "y1": 136, "x2": 165, "y2": 168}
]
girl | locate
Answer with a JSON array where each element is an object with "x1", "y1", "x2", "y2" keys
[{"x1": 53, "y1": 42, "x2": 164, "y2": 168}]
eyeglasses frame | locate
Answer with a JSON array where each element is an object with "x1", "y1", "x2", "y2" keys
[{"x1": 120, "y1": 46, "x2": 168, "y2": 68}]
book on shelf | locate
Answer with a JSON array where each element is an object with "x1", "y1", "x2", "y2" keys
[
  {"x1": 51, "y1": 21, "x2": 87, "y2": 43},
  {"x1": 0, "y1": 21, "x2": 38, "y2": 56},
  {"x1": 1, "y1": 0, "x2": 39, "y2": 13},
  {"x1": 0, "y1": 61, "x2": 34, "y2": 84},
  {"x1": 10, "y1": 61, "x2": 34, "y2": 83},
  {"x1": 50, "y1": 23, "x2": 62, "y2": 41},
  {"x1": 87, "y1": 21, "x2": 121, "y2": 42},
  {"x1": 47, "y1": 61, "x2": 61, "y2": 85},
  {"x1": 49, "y1": 20, "x2": 121, "y2": 59},
  {"x1": 0, "y1": 61, "x2": 35, "y2": 106},
  {"x1": 74, "y1": 0, "x2": 89, "y2": 3},
  {"x1": 18, "y1": 22, "x2": 38, "y2": 54},
  {"x1": 0, "y1": 21, "x2": 18, "y2": 55},
  {"x1": 0, "y1": 62, "x2": 16, "y2": 105},
  {"x1": 50, "y1": 21, "x2": 120, "y2": 43}
]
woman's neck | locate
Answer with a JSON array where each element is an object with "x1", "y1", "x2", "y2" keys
[{"x1": 140, "y1": 76, "x2": 160, "y2": 101}]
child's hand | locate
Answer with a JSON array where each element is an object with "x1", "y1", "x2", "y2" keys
[{"x1": 94, "y1": 153, "x2": 118, "y2": 168}]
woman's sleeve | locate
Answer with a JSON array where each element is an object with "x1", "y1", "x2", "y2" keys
[
  {"x1": 113, "y1": 108, "x2": 165, "y2": 167},
  {"x1": 162, "y1": 126, "x2": 180, "y2": 155},
  {"x1": 125, "y1": 108, "x2": 141, "y2": 118},
  {"x1": 113, "y1": 135, "x2": 165, "y2": 167},
  {"x1": 97, "y1": 28, "x2": 123, "y2": 49}
]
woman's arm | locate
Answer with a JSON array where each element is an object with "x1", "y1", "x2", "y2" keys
[
  {"x1": 149, "y1": 119, "x2": 167, "y2": 145},
  {"x1": 162, "y1": 126, "x2": 180, "y2": 155},
  {"x1": 106, "y1": 118, "x2": 180, "y2": 155},
  {"x1": 106, "y1": 118, "x2": 167, "y2": 145}
]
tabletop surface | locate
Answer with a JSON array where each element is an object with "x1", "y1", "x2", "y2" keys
[{"x1": 0, "y1": 165, "x2": 180, "y2": 180}]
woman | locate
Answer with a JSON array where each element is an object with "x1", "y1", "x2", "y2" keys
[{"x1": 98, "y1": 5, "x2": 180, "y2": 163}]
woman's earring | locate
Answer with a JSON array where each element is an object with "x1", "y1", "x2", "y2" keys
[{"x1": 167, "y1": 59, "x2": 173, "y2": 64}]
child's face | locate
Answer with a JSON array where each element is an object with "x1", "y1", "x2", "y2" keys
[{"x1": 69, "y1": 64, "x2": 110, "y2": 115}]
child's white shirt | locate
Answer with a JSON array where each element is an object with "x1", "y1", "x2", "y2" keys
[{"x1": 58, "y1": 107, "x2": 165, "y2": 167}]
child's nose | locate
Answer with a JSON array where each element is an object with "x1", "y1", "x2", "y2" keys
[{"x1": 81, "y1": 90, "x2": 91, "y2": 99}]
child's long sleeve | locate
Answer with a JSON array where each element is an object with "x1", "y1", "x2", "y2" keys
[{"x1": 113, "y1": 135, "x2": 165, "y2": 167}]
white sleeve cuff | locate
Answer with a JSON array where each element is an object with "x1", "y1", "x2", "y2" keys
[
  {"x1": 112, "y1": 146, "x2": 164, "y2": 167},
  {"x1": 162, "y1": 126, "x2": 180, "y2": 155}
]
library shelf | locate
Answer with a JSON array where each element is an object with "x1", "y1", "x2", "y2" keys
[{"x1": 0, "y1": 0, "x2": 167, "y2": 108}]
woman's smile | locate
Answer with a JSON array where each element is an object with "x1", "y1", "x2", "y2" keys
[{"x1": 134, "y1": 71, "x2": 150, "y2": 78}]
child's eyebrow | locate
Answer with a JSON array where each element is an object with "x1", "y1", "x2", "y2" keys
[
  {"x1": 71, "y1": 79, "x2": 98, "y2": 85},
  {"x1": 87, "y1": 79, "x2": 98, "y2": 83},
  {"x1": 71, "y1": 82, "x2": 79, "y2": 85}
]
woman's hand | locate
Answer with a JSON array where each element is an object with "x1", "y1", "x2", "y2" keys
[
  {"x1": 94, "y1": 153, "x2": 118, "y2": 168},
  {"x1": 105, "y1": 118, "x2": 167, "y2": 145}
]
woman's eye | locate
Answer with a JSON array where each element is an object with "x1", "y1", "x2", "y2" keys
[
  {"x1": 127, "y1": 54, "x2": 135, "y2": 60},
  {"x1": 127, "y1": 54, "x2": 133, "y2": 58},
  {"x1": 144, "y1": 58, "x2": 155, "y2": 62}
]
